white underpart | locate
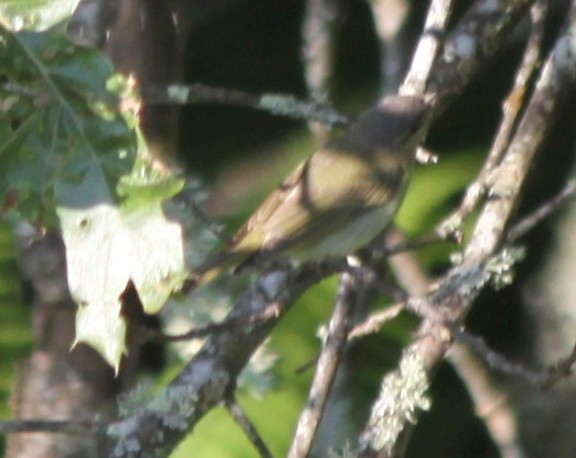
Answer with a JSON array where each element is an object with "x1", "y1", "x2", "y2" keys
[{"x1": 301, "y1": 197, "x2": 401, "y2": 260}]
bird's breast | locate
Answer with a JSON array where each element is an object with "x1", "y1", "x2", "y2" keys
[{"x1": 288, "y1": 197, "x2": 401, "y2": 261}]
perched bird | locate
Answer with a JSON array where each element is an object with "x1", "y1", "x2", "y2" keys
[{"x1": 190, "y1": 95, "x2": 432, "y2": 289}]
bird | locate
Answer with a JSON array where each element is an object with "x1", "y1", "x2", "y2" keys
[{"x1": 189, "y1": 95, "x2": 432, "y2": 289}]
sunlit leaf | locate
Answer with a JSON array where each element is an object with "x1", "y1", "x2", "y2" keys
[
  {"x1": 1, "y1": 25, "x2": 188, "y2": 369},
  {"x1": 58, "y1": 168, "x2": 186, "y2": 370},
  {"x1": 0, "y1": 0, "x2": 82, "y2": 31}
]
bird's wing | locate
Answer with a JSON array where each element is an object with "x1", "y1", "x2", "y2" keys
[
  {"x1": 230, "y1": 160, "x2": 308, "y2": 248},
  {"x1": 232, "y1": 147, "x2": 406, "y2": 255}
]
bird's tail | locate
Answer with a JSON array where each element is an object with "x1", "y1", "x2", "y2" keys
[{"x1": 183, "y1": 250, "x2": 247, "y2": 292}]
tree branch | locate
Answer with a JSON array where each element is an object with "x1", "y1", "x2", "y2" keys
[
  {"x1": 302, "y1": 0, "x2": 341, "y2": 143},
  {"x1": 438, "y1": 0, "x2": 548, "y2": 238},
  {"x1": 142, "y1": 83, "x2": 349, "y2": 127},
  {"x1": 94, "y1": 1, "x2": 575, "y2": 456},
  {"x1": 401, "y1": 0, "x2": 454, "y2": 95},
  {"x1": 104, "y1": 263, "x2": 341, "y2": 457},
  {"x1": 368, "y1": 0, "x2": 412, "y2": 93},
  {"x1": 447, "y1": 344, "x2": 526, "y2": 458},
  {"x1": 450, "y1": 326, "x2": 576, "y2": 389},
  {"x1": 287, "y1": 269, "x2": 357, "y2": 458},
  {"x1": 0, "y1": 419, "x2": 105, "y2": 435},
  {"x1": 428, "y1": 0, "x2": 534, "y2": 101},
  {"x1": 225, "y1": 395, "x2": 273, "y2": 458},
  {"x1": 507, "y1": 179, "x2": 576, "y2": 242},
  {"x1": 358, "y1": 1, "x2": 576, "y2": 455}
]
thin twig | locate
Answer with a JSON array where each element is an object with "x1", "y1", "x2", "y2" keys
[
  {"x1": 0, "y1": 418, "x2": 106, "y2": 434},
  {"x1": 341, "y1": 262, "x2": 405, "y2": 301},
  {"x1": 401, "y1": 0, "x2": 454, "y2": 95},
  {"x1": 542, "y1": 343, "x2": 576, "y2": 390},
  {"x1": 368, "y1": 0, "x2": 412, "y2": 93},
  {"x1": 294, "y1": 355, "x2": 320, "y2": 376},
  {"x1": 450, "y1": 325, "x2": 576, "y2": 389},
  {"x1": 462, "y1": 5, "x2": 576, "y2": 264},
  {"x1": 447, "y1": 344, "x2": 526, "y2": 458},
  {"x1": 296, "y1": 302, "x2": 406, "y2": 375},
  {"x1": 141, "y1": 303, "x2": 281, "y2": 343},
  {"x1": 359, "y1": 2, "x2": 575, "y2": 453},
  {"x1": 302, "y1": 0, "x2": 341, "y2": 143},
  {"x1": 427, "y1": 0, "x2": 534, "y2": 101},
  {"x1": 287, "y1": 270, "x2": 357, "y2": 458},
  {"x1": 384, "y1": 227, "x2": 433, "y2": 297},
  {"x1": 383, "y1": 231, "x2": 452, "y2": 256},
  {"x1": 142, "y1": 83, "x2": 349, "y2": 127},
  {"x1": 508, "y1": 179, "x2": 576, "y2": 242},
  {"x1": 225, "y1": 395, "x2": 273, "y2": 458},
  {"x1": 107, "y1": 262, "x2": 343, "y2": 457},
  {"x1": 437, "y1": 1, "x2": 548, "y2": 238},
  {"x1": 347, "y1": 303, "x2": 406, "y2": 339},
  {"x1": 173, "y1": 186, "x2": 229, "y2": 242},
  {"x1": 104, "y1": 0, "x2": 560, "y2": 455}
]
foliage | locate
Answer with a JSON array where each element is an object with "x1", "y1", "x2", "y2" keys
[
  {"x1": 0, "y1": 10, "x2": 480, "y2": 444},
  {"x1": 0, "y1": 10, "x2": 186, "y2": 370},
  {"x1": 0, "y1": 0, "x2": 81, "y2": 31},
  {"x1": 0, "y1": 1, "x2": 507, "y2": 457}
]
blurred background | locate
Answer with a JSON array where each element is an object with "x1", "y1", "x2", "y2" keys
[{"x1": 2, "y1": 0, "x2": 576, "y2": 456}]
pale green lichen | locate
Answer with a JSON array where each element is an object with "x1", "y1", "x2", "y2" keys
[
  {"x1": 485, "y1": 246, "x2": 526, "y2": 290},
  {"x1": 108, "y1": 418, "x2": 142, "y2": 457},
  {"x1": 167, "y1": 85, "x2": 191, "y2": 104},
  {"x1": 147, "y1": 384, "x2": 199, "y2": 431},
  {"x1": 442, "y1": 245, "x2": 526, "y2": 300},
  {"x1": 438, "y1": 214, "x2": 464, "y2": 240},
  {"x1": 327, "y1": 442, "x2": 357, "y2": 458},
  {"x1": 449, "y1": 250, "x2": 464, "y2": 265},
  {"x1": 117, "y1": 381, "x2": 155, "y2": 418},
  {"x1": 361, "y1": 347, "x2": 431, "y2": 453},
  {"x1": 108, "y1": 383, "x2": 202, "y2": 457},
  {"x1": 259, "y1": 95, "x2": 345, "y2": 125}
]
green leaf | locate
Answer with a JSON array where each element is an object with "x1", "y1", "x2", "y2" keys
[
  {"x1": 0, "y1": 0, "x2": 82, "y2": 31},
  {"x1": 58, "y1": 171, "x2": 186, "y2": 371},
  {"x1": 0, "y1": 25, "x2": 188, "y2": 370},
  {"x1": 0, "y1": 27, "x2": 133, "y2": 223}
]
